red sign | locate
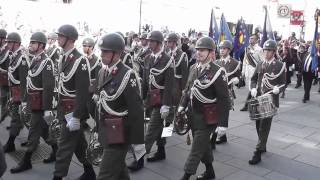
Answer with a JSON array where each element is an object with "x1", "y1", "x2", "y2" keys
[{"x1": 290, "y1": 10, "x2": 304, "y2": 25}]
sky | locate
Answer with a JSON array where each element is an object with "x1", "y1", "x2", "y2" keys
[{"x1": 0, "y1": 0, "x2": 319, "y2": 41}]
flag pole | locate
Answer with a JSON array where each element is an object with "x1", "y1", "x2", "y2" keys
[{"x1": 138, "y1": 0, "x2": 142, "y2": 34}]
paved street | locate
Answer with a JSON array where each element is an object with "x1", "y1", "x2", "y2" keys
[{"x1": 1, "y1": 79, "x2": 320, "y2": 180}]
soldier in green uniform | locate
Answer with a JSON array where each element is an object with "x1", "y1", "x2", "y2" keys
[
  {"x1": 3, "y1": 32, "x2": 29, "y2": 153},
  {"x1": 10, "y1": 32, "x2": 57, "y2": 173},
  {"x1": 134, "y1": 32, "x2": 151, "y2": 78},
  {"x1": 178, "y1": 37, "x2": 230, "y2": 180},
  {"x1": 95, "y1": 32, "x2": 144, "y2": 180},
  {"x1": 249, "y1": 40, "x2": 286, "y2": 165},
  {"x1": 0, "y1": 29, "x2": 9, "y2": 122},
  {"x1": 52, "y1": 24, "x2": 95, "y2": 180},
  {"x1": 116, "y1": 32, "x2": 134, "y2": 69},
  {"x1": 143, "y1": 30, "x2": 174, "y2": 162},
  {"x1": 212, "y1": 40, "x2": 241, "y2": 146}
]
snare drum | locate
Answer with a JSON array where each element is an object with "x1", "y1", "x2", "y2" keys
[{"x1": 248, "y1": 94, "x2": 277, "y2": 121}]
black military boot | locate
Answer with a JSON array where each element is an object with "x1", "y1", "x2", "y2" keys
[
  {"x1": 127, "y1": 155, "x2": 144, "y2": 171},
  {"x1": 147, "y1": 146, "x2": 166, "y2": 162},
  {"x1": 248, "y1": 150, "x2": 262, "y2": 165},
  {"x1": 52, "y1": 176, "x2": 62, "y2": 180},
  {"x1": 215, "y1": 135, "x2": 227, "y2": 144},
  {"x1": 76, "y1": 164, "x2": 96, "y2": 180},
  {"x1": 281, "y1": 91, "x2": 285, "y2": 98},
  {"x1": 3, "y1": 135, "x2": 16, "y2": 153},
  {"x1": 240, "y1": 104, "x2": 248, "y2": 111},
  {"x1": 196, "y1": 164, "x2": 215, "y2": 180},
  {"x1": 10, "y1": 152, "x2": 33, "y2": 173},
  {"x1": 180, "y1": 173, "x2": 191, "y2": 180},
  {"x1": 210, "y1": 133, "x2": 217, "y2": 150},
  {"x1": 43, "y1": 144, "x2": 57, "y2": 163}
]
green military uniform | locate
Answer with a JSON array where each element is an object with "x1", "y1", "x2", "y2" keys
[
  {"x1": 0, "y1": 47, "x2": 10, "y2": 122},
  {"x1": 134, "y1": 46, "x2": 151, "y2": 78}
]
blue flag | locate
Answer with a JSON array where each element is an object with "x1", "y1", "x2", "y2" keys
[
  {"x1": 233, "y1": 18, "x2": 249, "y2": 60},
  {"x1": 311, "y1": 14, "x2": 319, "y2": 72},
  {"x1": 260, "y1": 6, "x2": 275, "y2": 47},
  {"x1": 219, "y1": 13, "x2": 233, "y2": 43},
  {"x1": 209, "y1": 8, "x2": 220, "y2": 43}
]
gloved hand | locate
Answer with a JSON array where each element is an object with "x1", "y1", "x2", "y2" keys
[
  {"x1": 272, "y1": 86, "x2": 280, "y2": 95},
  {"x1": 43, "y1": 111, "x2": 54, "y2": 124},
  {"x1": 232, "y1": 77, "x2": 239, "y2": 85},
  {"x1": 251, "y1": 88, "x2": 257, "y2": 98},
  {"x1": 160, "y1": 105, "x2": 170, "y2": 119},
  {"x1": 177, "y1": 106, "x2": 185, "y2": 114},
  {"x1": 21, "y1": 102, "x2": 27, "y2": 109},
  {"x1": 52, "y1": 97, "x2": 57, "y2": 108},
  {"x1": 92, "y1": 94, "x2": 99, "y2": 103},
  {"x1": 215, "y1": 126, "x2": 227, "y2": 138},
  {"x1": 66, "y1": 117, "x2": 81, "y2": 131}
]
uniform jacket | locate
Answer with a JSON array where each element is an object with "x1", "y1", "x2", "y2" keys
[
  {"x1": 0, "y1": 47, "x2": 10, "y2": 87},
  {"x1": 87, "y1": 53, "x2": 102, "y2": 94},
  {"x1": 134, "y1": 46, "x2": 152, "y2": 78},
  {"x1": 215, "y1": 56, "x2": 241, "y2": 86}
]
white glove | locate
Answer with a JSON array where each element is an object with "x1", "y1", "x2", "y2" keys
[
  {"x1": 233, "y1": 77, "x2": 239, "y2": 85},
  {"x1": 251, "y1": 88, "x2": 257, "y2": 98},
  {"x1": 66, "y1": 117, "x2": 81, "y2": 131},
  {"x1": 272, "y1": 86, "x2": 280, "y2": 95},
  {"x1": 177, "y1": 106, "x2": 185, "y2": 113},
  {"x1": 215, "y1": 126, "x2": 227, "y2": 138},
  {"x1": 52, "y1": 97, "x2": 57, "y2": 108},
  {"x1": 43, "y1": 111, "x2": 54, "y2": 124},
  {"x1": 92, "y1": 94, "x2": 99, "y2": 103},
  {"x1": 160, "y1": 105, "x2": 170, "y2": 119},
  {"x1": 21, "y1": 102, "x2": 27, "y2": 108}
]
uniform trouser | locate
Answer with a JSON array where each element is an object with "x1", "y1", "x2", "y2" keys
[
  {"x1": 145, "y1": 107, "x2": 166, "y2": 154},
  {"x1": 88, "y1": 96, "x2": 96, "y2": 119},
  {"x1": 184, "y1": 127, "x2": 215, "y2": 174},
  {"x1": 0, "y1": 86, "x2": 8, "y2": 119},
  {"x1": 302, "y1": 71, "x2": 313, "y2": 100},
  {"x1": 255, "y1": 117, "x2": 273, "y2": 151},
  {"x1": 54, "y1": 120, "x2": 90, "y2": 177},
  {"x1": 97, "y1": 144, "x2": 130, "y2": 180},
  {"x1": 9, "y1": 103, "x2": 23, "y2": 137},
  {"x1": 26, "y1": 111, "x2": 50, "y2": 152}
]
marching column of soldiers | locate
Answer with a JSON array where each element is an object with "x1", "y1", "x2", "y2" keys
[{"x1": 0, "y1": 24, "x2": 297, "y2": 180}]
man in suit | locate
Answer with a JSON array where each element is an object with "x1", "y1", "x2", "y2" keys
[
  {"x1": 52, "y1": 24, "x2": 95, "y2": 180},
  {"x1": 178, "y1": 37, "x2": 230, "y2": 180},
  {"x1": 302, "y1": 47, "x2": 313, "y2": 103},
  {"x1": 249, "y1": 40, "x2": 286, "y2": 165}
]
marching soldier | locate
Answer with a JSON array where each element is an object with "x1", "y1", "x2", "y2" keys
[
  {"x1": 52, "y1": 25, "x2": 95, "y2": 180},
  {"x1": 46, "y1": 32, "x2": 61, "y2": 70},
  {"x1": 116, "y1": 32, "x2": 134, "y2": 69},
  {"x1": 134, "y1": 32, "x2": 152, "y2": 78},
  {"x1": 295, "y1": 43, "x2": 307, "y2": 88},
  {"x1": 3, "y1": 32, "x2": 29, "y2": 153},
  {"x1": 0, "y1": 29, "x2": 9, "y2": 122},
  {"x1": 178, "y1": 37, "x2": 230, "y2": 180},
  {"x1": 10, "y1": 32, "x2": 57, "y2": 173},
  {"x1": 143, "y1": 30, "x2": 174, "y2": 162},
  {"x1": 95, "y1": 33, "x2": 144, "y2": 180},
  {"x1": 249, "y1": 40, "x2": 286, "y2": 165},
  {"x1": 213, "y1": 40, "x2": 241, "y2": 145}
]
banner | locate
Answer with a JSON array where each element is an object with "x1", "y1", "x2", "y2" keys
[
  {"x1": 290, "y1": 10, "x2": 304, "y2": 25},
  {"x1": 277, "y1": 4, "x2": 291, "y2": 18}
]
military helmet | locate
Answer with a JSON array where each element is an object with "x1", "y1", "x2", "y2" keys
[
  {"x1": 6, "y1": 32, "x2": 21, "y2": 43},
  {"x1": 0, "y1": 29, "x2": 7, "y2": 38},
  {"x1": 219, "y1": 40, "x2": 233, "y2": 50},
  {"x1": 30, "y1": 32, "x2": 47, "y2": 44},
  {"x1": 139, "y1": 32, "x2": 148, "y2": 39},
  {"x1": 166, "y1": 33, "x2": 179, "y2": 42},
  {"x1": 98, "y1": 33, "x2": 125, "y2": 52},
  {"x1": 115, "y1": 31, "x2": 125, "y2": 39},
  {"x1": 82, "y1": 37, "x2": 95, "y2": 47},
  {"x1": 48, "y1": 32, "x2": 58, "y2": 40},
  {"x1": 147, "y1": 30, "x2": 164, "y2": 43},
  {"x1": 195, "y1": 37, "x2": 216, "y2": 50},
  {"x1": 263, "y1": 39, "x2": 277, "y2": 51},
  {"x1": 56, "y1": 24, "x2": 78, "y2": 40}
]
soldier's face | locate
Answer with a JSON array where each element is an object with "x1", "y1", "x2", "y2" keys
[
  {"x1": 29, "y1": 42, "x2": 39, "y2": 54},
  {"x1": 263, "y1": 50, "x2": 275, "y2": 60},
  {"x1": 249, "y1": 37, "x2": 257, "y2": 45},
  {"x1": 219, "y1": 47, "x2": 229, "y2": 57},
  {"x1": 167, "y1": 41, "x2": 176, "y2": 50},
  {"x1": 48, "y1": 38, "x2": 55, "y2": 45},
  {"x1": 101, "y1": 50, "x2": 120, "y2": 66},
  {"x1": 57, "y1": 35, "x2": 67, "y2": 48},
  {"x1": 148, "y1": 40, "x2": 161, "y2": 53},
  {"x1": 197, "y1": 49, "x2": 214, "y2": 63},
  {"x1": 6, "y1": 42, "x2": 14, "y2": 50},
  {"x1": 140, "y1": 39, "x2": 148, "y2": 46}
]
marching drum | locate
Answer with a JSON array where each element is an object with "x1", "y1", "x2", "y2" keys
[{"x1": 248, "y1": 94, "x2": 277, "y2": 121}]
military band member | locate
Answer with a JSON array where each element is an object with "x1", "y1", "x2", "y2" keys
[
  {"x1": 10, "y1": 32, "x2": 57, "y2": 173},
  {"x1": 3, "y1": 32, "x2": 29, "y2": 153},
  {"x1": 52, "y1": 25, "x2": 95, "y2": 180},
  {"x1": 213, "y1": 40, "x2": 241, "y2": 145},
  {"x1": 95, "y1": 33, "x2": 144, "y2": 180},
  {"x1": 134, "y1": 32, "x2": 152, "y2": 78},
  {"x1": 178, "y1": 37, "x2": 230, "y2": 180},
  {"x1": 116, "y1": 32, "x2": 134, "y2": 69},
  {"x1": 249, "y1": 40, "x2": 286, "y2": 165},
  {"x1": 143, "y1": 30, "x2": 174, "y2": 162},
  {"x1": 0, "y1": 29, "x2": 9, "y2": 122}
]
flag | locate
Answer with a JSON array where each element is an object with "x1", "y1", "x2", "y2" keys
[
  {"x1": 233, "y1": 18, "x2": 249, "y2": 60},
  {"x1": 209, "y1": 8, "x2": 220, "y2": 43},
  {"x1": 219, "y1": 13, "x2": 233, "y2": 43},
  {"x1": 311, "y1": 14, "x2": 319, "y2": 72},
  {"x1": 260, "y1": 6, "x2": 275, "y2": 47}
]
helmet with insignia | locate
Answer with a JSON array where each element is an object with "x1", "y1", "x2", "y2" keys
[
  {"x1": 30, "y1": 32, "x2": 47, "y2": 44},
  {"x1": 0, "y1": 29, "x2": 7, "y2": 39},
  {"x1": 263, "y1": 39, "x2": 277, "y2": 51},
  {"x1": 166, "y1": 32, "x2": 179, "y2": 42},
  {"x1": 139, "y1": 32, "x2": 148, "y2": 39},
  {"x1": 56, "y1": 24, "x2": 78, "y2": 40},
  {"x1": 6, "y1": 32, "x2": 21, "y2": 43},
  {"x1": 48, "y1": 32, "x2": 58, "y2": 40},
  {"x1": 82, "y1": 37, "x2": 95, "y2": 47},
  {"x1": 147, "y1": 30, "x2": 164, "y2": 43},
  {"x1": 195, "y1": 37, "x2": 216, "y2": 50},
  {"x1": 98, "y1": 33, "x2": 125, "y2": 53},
  {"x1": 219, "y1": 40, "x2": 233, "y2": 50}
]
